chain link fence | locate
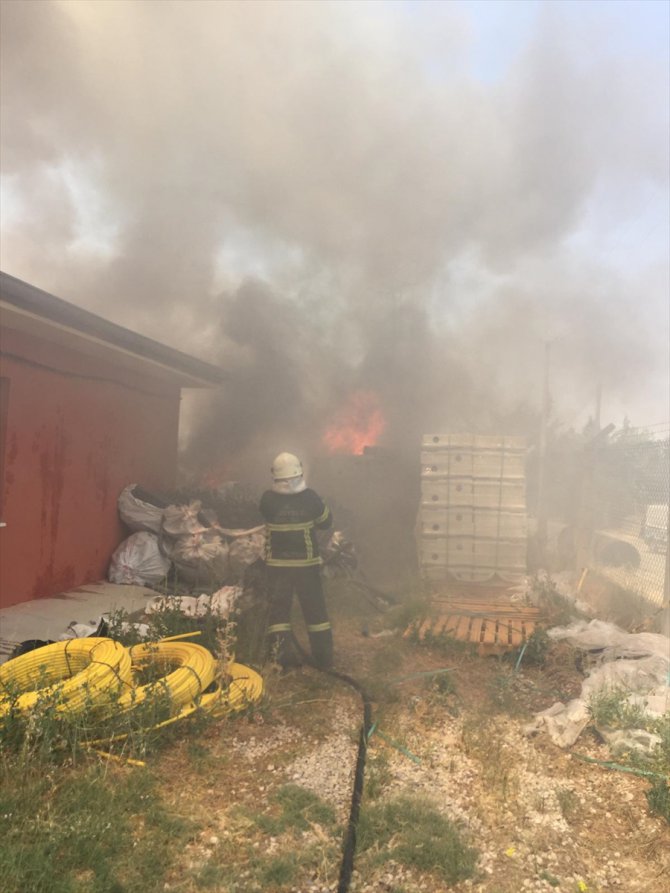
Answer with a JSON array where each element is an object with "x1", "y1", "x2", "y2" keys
[{"x1": 578, "y1": 433, "x2": 669, "y2": 607}]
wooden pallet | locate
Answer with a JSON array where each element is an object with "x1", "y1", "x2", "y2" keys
[{"x1": 405, "y1": 598, "x2": 540, "y2": 655}]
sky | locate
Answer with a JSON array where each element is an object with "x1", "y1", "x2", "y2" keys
[{"x1": 1, "y1": 0, "x2": 668, "y2": 472}]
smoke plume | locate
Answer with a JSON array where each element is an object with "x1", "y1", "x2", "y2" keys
[{"x1": 1, "y1": 0, "x2": 668, "y2": 481}]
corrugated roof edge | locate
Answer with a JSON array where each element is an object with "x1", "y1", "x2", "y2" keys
[{"x1": 0, "y1": 271, "x2": 226, "y2": 386}]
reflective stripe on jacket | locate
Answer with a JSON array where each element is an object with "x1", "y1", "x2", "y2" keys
[{"x1": 260, "y1": 488, "x2": 332, "y2": 567}]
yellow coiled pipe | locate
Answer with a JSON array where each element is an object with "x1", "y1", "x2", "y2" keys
[
  {"x1": 118, "y1": 641, "x2": 217, "y2": 712},
  {"x1": 0, "y1": 638, "x2": 131, "y2": 716},
  {"x1": 88, "y1": 661, "x2": 264, "y2": 743},
  {"x1": 202, "y1": 662, "x2": 264, "y2": 717},
  {"x1": 0, "y1": 635, "x2": 263, "y2": 748}
]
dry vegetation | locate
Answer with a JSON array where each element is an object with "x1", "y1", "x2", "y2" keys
[{"x1": 1, "y1": 576, "x2": 669, "y2": 893}]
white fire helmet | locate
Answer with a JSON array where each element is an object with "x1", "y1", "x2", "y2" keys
[{"x1": 271, "y1": 452, "x2": 303, "y2": 481}]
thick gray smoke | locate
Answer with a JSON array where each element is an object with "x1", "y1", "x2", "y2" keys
[{"x1": 1, "y1": 0, "x2": 668, "y2": 479}]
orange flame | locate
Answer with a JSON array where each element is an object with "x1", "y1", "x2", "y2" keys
[
  {"x1": 200, "y1": 462, "x2": 232, "y2": 490},
  {"x1": 322, "y1": 390, "x2": 386, "y2": 455}
]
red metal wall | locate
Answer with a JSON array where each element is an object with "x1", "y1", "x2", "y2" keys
[{"x1": 0, "y1": 327, "x2": 181, "y2": 608}]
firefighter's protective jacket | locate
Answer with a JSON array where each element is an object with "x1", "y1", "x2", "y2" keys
[{"x1": 260, "y1": 488, "x2": 332, "y2": 567}]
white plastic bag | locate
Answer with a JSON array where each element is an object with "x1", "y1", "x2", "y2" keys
[
  {"x1": 118, "y1": 484, "x2": 165, "y2": 534},
  {"x1": 108, "y1": 532, "x2": 170, "y2": 585}
]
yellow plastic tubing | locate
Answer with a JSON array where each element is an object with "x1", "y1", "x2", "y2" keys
[
  {"x1": 0, "y1": 636, "x2": 263, "y2": 742},
  {"x1": 118, "y1": 641, "x2": 217, "y2": 712},
  {"x1": 207, "y1": 662, "x2": 264, "y2": 715},
  {"x1": 87, "y1": 661, "x2": 264, "y2": 744},
  {"x1": 0, "y1": 638, "x2": 132, "y2": 717}
]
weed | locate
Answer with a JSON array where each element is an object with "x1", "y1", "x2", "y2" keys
[
  {"x1": 599, "y1": 583, "x2": 654, "y2": 632},
  {"x1": 259, "y1": 853, "x2": 298, "y2": 885},
  {"x1": 517, "y1": 626, "x2": 550, "y2": 666},
  {"x1": 461, "y1": 717, "x2": 519, "y2": 807},
  {"x1": 193, "y1": 860, "x2": 228, "y2": 888},
  {"x1": 556, "y1": 786, "x2": 579, "y2": 821},
  {"x1": 357, "y1": 794, "x2": 477, "y2": 883},
  {"x1": 387, "y1": 597, "x2": 430, "y2": 634},
  {"x1": 109, "y1": 596, "x2": 234, "y2": 660},
  {"x1": 365, "y1": 749, "x2": 393, "y2": 800},
  {"x1": 588, "y1": 687, "x2": 651, "y2": 731},
  {"x1": 649, "y1": 713, "x2": 670, "y2": 775},
  {"x1": 540, "y1": 870, "x2": 561, "y2": 886},
  {"x1": 382, "y1": 576, "x2": 433, "y2": 633},
  {"x1": 428, "y1": 669, "x2": 457, "y2": 696},
  {"x1": 488, "y1": 666, "x2": 528, "y2": 716},
  {"x1": 645, "y1": 778, "x2": 670, "y2": 824},
  {"x1": 531, "y1": 574, "x2": 582, "y2": 626}
]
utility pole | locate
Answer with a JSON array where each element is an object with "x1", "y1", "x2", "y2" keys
[
  {"x1": 536, "y1": 341, "x2": 551, "y2": 562},
  {"x1": 662, "y1": 502, "x2": 670, "y2": 637}
]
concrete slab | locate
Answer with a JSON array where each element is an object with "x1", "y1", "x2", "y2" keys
[{"x1": 0, "y1": 582, "x2": 156, "y2": 662}]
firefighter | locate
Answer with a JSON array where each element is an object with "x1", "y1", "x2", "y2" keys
[{"x1": 260, "y1": 452, "x2": 333, "y2": 669}]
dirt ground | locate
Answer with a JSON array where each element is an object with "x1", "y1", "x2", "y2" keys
[{"x1": 149, "y1": 582, "x2": 670, "y2": 893}]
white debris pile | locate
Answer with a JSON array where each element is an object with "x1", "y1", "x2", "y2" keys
[
  {"x1": 145, "y1": 586, "x2": 242, "y2": 620},
  {"x1": 527, "y1": 619, "x2": 670, "y2": 753}
]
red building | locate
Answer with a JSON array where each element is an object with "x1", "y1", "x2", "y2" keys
[{"x1": 0, "y1": 272, "x2": 224, "y2": 609}]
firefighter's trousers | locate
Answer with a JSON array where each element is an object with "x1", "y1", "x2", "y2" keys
[{"x1": 266, "y1": 565, "x2": 333, "y2": 669}]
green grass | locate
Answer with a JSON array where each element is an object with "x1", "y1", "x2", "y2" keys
[
  {"x1": 588, "y1": 687, "x2": 651, "y2": 731},
  {"x1": 0, "y1": 762, "x2": 194, "y2": 893},
  {"x1": 364, "y1": 749, "x2": 393, "y2": 800},
  {"x1": 249, "y1": 783, "x2": 336, "y2": 836},
  {"x1": 646, "y1": 778, "x2": 670, "y2": 825},
  {"x1": 357, "y1": 794, "x2": 478, "y2": 884}
]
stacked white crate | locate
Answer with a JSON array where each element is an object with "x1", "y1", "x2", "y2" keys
[{"x1": 419, "y1": 434, "x2": 528, "y2": 583}]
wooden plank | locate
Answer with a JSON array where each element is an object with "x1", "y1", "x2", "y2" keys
[
  {"x1": 482, "y1": 618, "x2": 498, "y2": 645},
  {"x1": 432, "y1": 615, "x2": 450, "y2": 637},
  {"x1": 419, "y1": 617, "x2": 433, "y2": 639},
  {"x1": 509, "y1": 622, "x2": 524, "y2": 647},
  {"x1": 440, "y1": 615, "x2": 460, "y2": 638},
  {"x1": 469, "y1": 617, "x2": 485, "y2": 644},
  {"x1": 435, "y1": 603, "x2": 539, "y2": 617},
  {"x1": 454, "y1": 615, "x2": 472, "y2": 641},
  {"x1": 523, "y1": 620, "x2": 536, "y2": 640}
]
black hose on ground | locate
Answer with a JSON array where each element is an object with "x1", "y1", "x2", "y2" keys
[{"x1": 290, "y1": 636, "x2": 373, "y2": 893}]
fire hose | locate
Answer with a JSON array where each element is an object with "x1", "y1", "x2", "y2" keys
[{"x1": 291, "y1": 635, "x2": 373, "y2": 893}]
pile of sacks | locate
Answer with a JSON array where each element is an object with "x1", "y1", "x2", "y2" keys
[{"x1": 108, "y1": 484, "x2": 265, "y2": 589}]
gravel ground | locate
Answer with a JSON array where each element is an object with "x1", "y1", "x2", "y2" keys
[
  {"x1": 165, "y1": 641, "x2": 669, "y2": 893},
  {"x1": 247, "y1": 679, "x2": 670, "y2": 893}
]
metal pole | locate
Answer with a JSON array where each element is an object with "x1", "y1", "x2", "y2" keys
[
  {"x1": 536, "y1": 341, "x2": 551, "y2": 560},
  {"x1": 662, "y1": 501, "x2": 670, "y2": 637}
]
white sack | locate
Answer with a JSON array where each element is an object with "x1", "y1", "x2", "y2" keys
[
  {"x1": 227, "y1": 529, "x2": 265, "y2": 575},
  {"x1": 108, "y1": 532, "x2": 170, "y2": 586},
  {"x1": 162, "y1": 501, "x2": 206, "y2": 536},
  {"x1": 118, "y1": 484, "x2": 164, "y2": 534},
  {"x1": 166, "y1": 530, "x2": 229, "y2": 585}
]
